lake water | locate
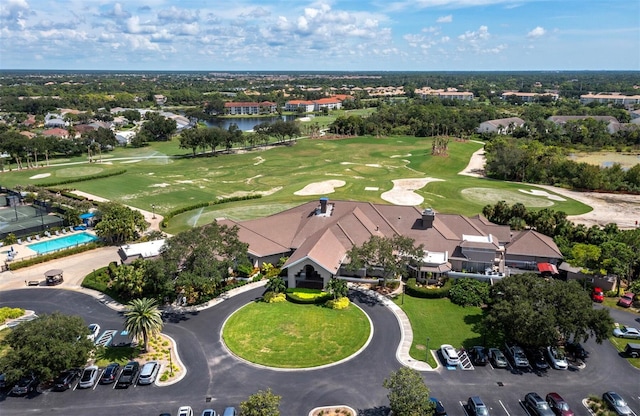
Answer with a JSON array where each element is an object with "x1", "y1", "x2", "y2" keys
[{"x1": 204, "y1": 115, "x2": 298, "y2": 131}]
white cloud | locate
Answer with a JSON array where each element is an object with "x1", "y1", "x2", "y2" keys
[
  {"x1": 101, "y1": 3, "x2": 131, "y2": 19},
  {"x1": 157, "y1": 6, "x2": 199, "y2": 23},
  {"x1": 437, "y1": 15, "x2": 452, "y2": 23},
  {"x1": 458, "y1": 25, "x2": 490, "y2": 42},
  {"x1": 527, "y1": 26, "x2": 546, "y2": 38},
  {"x1": 125, "y1": 16, "x2": 156, "y2": 34}
]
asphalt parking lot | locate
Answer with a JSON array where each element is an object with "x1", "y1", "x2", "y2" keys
[{"x1": 1, "y1": 288, "x2": 639, "y2": 416}]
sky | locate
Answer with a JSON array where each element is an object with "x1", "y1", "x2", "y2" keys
[{"x1": 0, "y1": 0, "x2": 638, "y2": 71}]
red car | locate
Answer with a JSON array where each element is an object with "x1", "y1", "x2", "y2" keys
[
  {"x1": 617, "y1": 293, "x2": 635, "y2": 308},
  {"x1": 546, "y1": 393, "x2": 575, "y2": 416},
  {"x1": 591, "y1": 287, "x2": 604, "y2": 303}
]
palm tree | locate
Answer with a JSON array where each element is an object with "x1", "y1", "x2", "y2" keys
[{"x1": 124, "y1": 298, "x2": 163, "y2": 352}]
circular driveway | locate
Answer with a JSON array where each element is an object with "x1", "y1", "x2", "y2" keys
[
  {"x1": 1, "y1": 288, "x2": 639, "y2": 416},
  {"x1": 0, "y1": 288, "x2": 402, "y2": 416}
]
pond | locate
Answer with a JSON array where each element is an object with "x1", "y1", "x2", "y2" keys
[{"x1": 203, "y1": 115, "x2": 298, "y2": 131}]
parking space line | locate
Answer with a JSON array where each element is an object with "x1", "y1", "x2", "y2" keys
[{"x1": 499, "y1": 400, "x2": 511, "y2": 416}]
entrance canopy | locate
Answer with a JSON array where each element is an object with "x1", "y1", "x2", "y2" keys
[
  {"x1": 537, "y1": 263, "x2": 558, "y2": 275},
  {"x1": 79, "y1": 213, "x2": 95, "y2": 219}
]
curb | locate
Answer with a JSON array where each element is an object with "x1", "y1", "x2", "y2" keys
[{"x1": 155, "y1": 333, "x2": 186, "y2": 387}]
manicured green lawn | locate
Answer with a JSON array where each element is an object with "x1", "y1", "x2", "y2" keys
[
  {"x1": 222, "y1": 300, "x2": 370, "y2": 368},
  {"x1": 0, "y1": 135, "x2": 591, "y2": 233},
  {"x1": 394, "y1": 295, "x2": 484, "y2": 368}
]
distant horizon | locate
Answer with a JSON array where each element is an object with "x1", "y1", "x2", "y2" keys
[
  {"x1": 1, "y1": 0, "x2": 637, "y2": 72},
  {"x1": 2, "y1": 69, "x2": 639, "y2": 74}
]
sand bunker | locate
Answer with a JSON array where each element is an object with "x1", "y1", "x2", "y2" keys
[
  {"x1": 253, "y1": 156, "x2": 265, "y2": 166},
  {"x1": 176, "y1": 180, "x2": 194, "y2": 184},
  {"x1": 223, "y1": 187, "x2": 283, "y2": 198},
  {"x1": 519, "y1": 189, "x2": 566, "y2": 201},
  {"x1": 30, "y1": 173, "x2": 51, "y2": 179},
  {"x1": 381, "y1": 178, "x2": 444, "y2": 206},
  {"x1": 390, "y1": 153, "x2": 412, "y2": 158},
  {"x1": 294, "y1": 180, "x2": 346, "y2": 196},
  {"x1": 365, "y1": 187, "x2": 379, "y2": 191},
  {"x1": 150, "y1": 183, "x2": 170, "y2": 188},
  {"x1": 246, "y1": 174, "x2": 263, "y2": 184}
]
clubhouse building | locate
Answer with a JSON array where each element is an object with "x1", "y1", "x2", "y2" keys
[{"x1": 219, "y1": 198, "x2": 562, "y2": 289}]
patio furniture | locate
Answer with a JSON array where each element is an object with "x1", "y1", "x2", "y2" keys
[
  {"x1": 45, "y1": 231, "x2": 51, "y2": 237},
  {"x1": 55, "y1": 230, "x2": 60, "y2": 236},
  {"x1": 35, "y1": 235, "x2": 41, "y2": 240},
  {"x1": 61, "y1": 229, "x2": 67, "y2": 234},
  {"x1": 17, "y1": 239, "x2": 22, "y2": 244},
  {"x1": 26, "y1": 237, "x2": 32, "y2": 243}
]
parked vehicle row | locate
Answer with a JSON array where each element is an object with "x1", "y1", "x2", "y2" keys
[
  {"x1": 456, "y1": 391, "x2": 631, "y2": 416},
  {"x1": 173, "y1": 406, "x2": 237, "y2": 416}
]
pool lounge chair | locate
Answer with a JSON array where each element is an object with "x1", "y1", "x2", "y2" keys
[
  {"x1": 61, "y1": 228, "x2": 67, "y2": 234},
  {"x1": 45, "y1": 231, "x2": 51, "y2": 237},
  {"x1": 55, "y1": 230, "x2": 60, "y2": 236},
  {"x1": 17, "y1": 239, "x2": 22, "y2": 245},
  {"x1": 35, "y1": 235, "x2": 41, "y2": 240},
  {"x1": 26, "y1": 236, "x2": 32, "y2": 243}
]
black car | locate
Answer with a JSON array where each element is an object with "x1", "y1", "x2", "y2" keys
[
  {"x1": 430, "y1": 397, "x2": 448, "y2": 416},
  {"x1": 11, "y1": 375, "x2": 39, "y2": 396},
  {"x1": 100, "y1": 363, "x2": 121, "y2": 384},
  {"x1": 527, "y1": 348, "x2": 549, "y2": 371},
  {"x1": 0, "y1": 373, "x2": 6, "y2": 390},
  {"x1": 115, "y1": 361, "x2": 139, "y2": 388},
  {"x1": 53, "y1": 369, "x2": 80, "y2": 391},
  {"x1": 564, "y1": 341, "x2": 587, "y2": 360},
  {"x1": 470, "y1": 346, "x2": 488, "y2": 366},
  {"x1": 524, "y1": 392, "x2": 555, "y2": 416}
]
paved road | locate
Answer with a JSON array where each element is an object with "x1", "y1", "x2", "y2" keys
[{"x1": 1, "y1": 288, "x2": 639, "y2": 416}]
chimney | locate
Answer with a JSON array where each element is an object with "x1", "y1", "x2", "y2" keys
[
  {"x1": 422, "y1": 208, "x2": 435, "y2": 228},
  {"x1": 320, "y1": 197, "x2": 328, "y2": 214}
]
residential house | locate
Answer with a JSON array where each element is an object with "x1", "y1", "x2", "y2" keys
[
  {"x1": 154, "y1": 95, "x2": 167, "y2": 106},
  {"x1": 19, "y1": 131, "x2": 36, "y2": 139},
  {"x1": 476, "y1": 117, "x2": 525, "y2": 134},
  {"x1": 580, "y1": 93, "x2": 640, "y2": 106},
  {"x1": 224, "y1": 101, "x2": 277, "y2": 115},
  {"x1": 44, "y1": 113, "x2": 67, "y2": 128},
  {"x1": 41, "y1": 128, "x2": 69, "y2": 139},
  {"x1": 218, "y1": 199, "x2": 562, "y2": 289},
  {"x1": 416, "y1": 87, "x2": 474, "y2": 101},
  {"x1": 115, "y1": 130, "x2": 136, "y2": 145},
  {"x1": 501, "y1": 91, "x2": 559, "y2": 102},
  {"x1": 547, "y1": 115, "x2": 620, "y2": 134},
  {"x1": 285, "y1": 100, "x2": 317, "y2": 113},
  {"x1": 558, "y1": 262, "x2": 617, "y2": 291}
]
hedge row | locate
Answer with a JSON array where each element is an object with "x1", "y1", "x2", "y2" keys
[
  {"x1": 0, "y1": 307, "x2": 25, "y2": 324},
  {"x1": 38, "y1": 169, "x2": 127, "y2": 187},
  {"x1": 59, "y1": 191, "x2": 89, "y2": 201},
  {"x1": 8, "y1": 242, "x2": 100, "y2": 270},
  {"x1": 405, "y1": 277, "x2": 452, "y2": 299},
  {"x1": 160, "y1": 194, "x2": 262, "y2": 228},
  {"x1": 285, "y1": 288, "x2": 332, "y2": 304}
]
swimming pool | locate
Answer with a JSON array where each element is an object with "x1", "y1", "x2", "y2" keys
[{"x1": 27, "y1": 232, "x2": 99, "y2": 255}]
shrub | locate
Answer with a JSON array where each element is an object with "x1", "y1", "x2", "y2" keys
[
  {"x1": 8, "y1": 242, "x2": 100, "y2": 270},
  {"x1": 326, "y1": 297, "x2": 350, "y2": 310},
  {"x1": 285, "y1": 288, "x2": 331, "y2": 304},
  {"x1": 449, "y1": 278, "x2": 490, "y2": 307},
  {"x1": 405, "y1": 277, "x2": 452, "y2": 298},
  {"x1": 263, "y1": 291, "x2": 286, "y2": 303},
  {"x1": 0, "y1": 307, "x2": 25, "y2": 323},
  {"x1": 38, "y1": 169, "x2": 127, "y2": 187}
]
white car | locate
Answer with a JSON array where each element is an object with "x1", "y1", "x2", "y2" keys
[
  {"x1": 178, "y1": 406, "x2": 194, "y2": 416},
  {"x1": 87, "y1": 323, "x2": 100, "y2": 342},
  {"x1": 545, "y1": 346, "x2": 568, "y2": 370},
  {"x1": 440, "y1": 344, "x2": 460, "y2": 366}
]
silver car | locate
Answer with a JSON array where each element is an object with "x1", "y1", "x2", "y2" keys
[
  {"x1": 137, "y1": 361, "x2": 159, "y2": 385},
  {"x1": 602, "y1": 391, "x2": 632, "y2": 416},
  {"x1": 78, "y1": 365, "x2": 98, "y2": 388}
]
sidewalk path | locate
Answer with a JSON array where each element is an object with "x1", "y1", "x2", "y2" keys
[{"x1": 69, "y1": 190, "x2": 165, "y2": 234}]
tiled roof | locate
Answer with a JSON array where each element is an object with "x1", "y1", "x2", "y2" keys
[
  {"x1": 224, "y1": 101, "x2": 276, "y2": 107},
  {"x1": 506, "y1": 229, "x2": 562, "y2": 258},
  {"x1": 230, "y1": 200, "x2": 543, "y2": 274},
  {"x1": 547, "y1": 115, "x2": 618, "y2": 124}
]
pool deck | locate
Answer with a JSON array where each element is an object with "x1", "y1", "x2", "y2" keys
[{"x1": 3, "y1": 229, "x2": 98, "y2": 263}]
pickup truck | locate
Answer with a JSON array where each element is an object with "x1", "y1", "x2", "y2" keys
[{"x1": 115, "y1": 361, "x2": 139, "y2": 388}]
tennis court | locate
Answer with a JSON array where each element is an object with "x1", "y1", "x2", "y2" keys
[{"x1": 0, "y1": 203, "x2": 64, "y2": 239}]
